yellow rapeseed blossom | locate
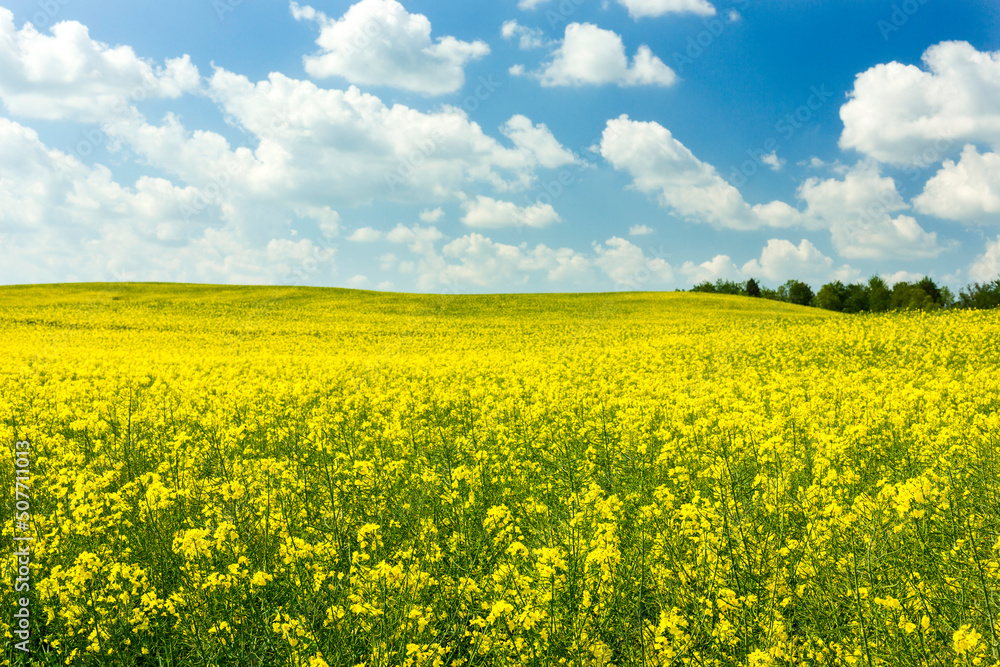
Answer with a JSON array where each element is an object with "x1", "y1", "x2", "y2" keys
[
  {"x1": 2, "y1": 284, "x2": 1000, "y2": 666},
  {"x1": 953, "y1": 625, "x2": 981, "y2": 655}
]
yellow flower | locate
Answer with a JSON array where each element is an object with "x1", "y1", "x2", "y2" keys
[
  {"x1": 953, "y1": 625, "x2": 981, "y2": 655},
  {"x1": 251, "y1": 571, "x2": 273, "y2": 586}
]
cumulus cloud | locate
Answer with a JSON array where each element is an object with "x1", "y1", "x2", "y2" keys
[
  {"x1": 914, "y1": 145, "x2": 1000, "y2": 224},
  {"x1": 628, "y1": 224, "x2": 654, "y2": 236},
  {"x1": 680, "y1": 255, "x2": 741, "y2": 284},
  {"x1": 617, "y1": 0, "x2": 716, "y2": 18},
  {"x1": 761, "y1": 151, "x2": 784, "y2": 171},
  {"x1": 347, "y1": 227, "x2": 383, "y2": 242},
  {"x1": 798, "y1": 161, "x2": 947, "y2": 259},
  {"x1": 592, "y1": 236, "x2": 673, "y2": 287},
  {"x1": 346, "y1": 274, "x2": 370, "y2": 288},
  {"x1": 969, "y1": 236, "x2": 1000, "y2": 282},
  {"x1": 405, "y1": 233, "x2": 591, "y2": 289},
  {"x1": 102, "y1": 68, "x2": 576, "y2": 226},
  {"x1": 501, "y1": 20, "x2": 549, "y2": 50},
  {"x1": 741, "y1": 239, "x2": 834, "y2": 283},
  {"x1": 600, "y1": 115, "x2": 806, "y2": 230},
  {"x1": 419, "y1": 207, "x2": 444, "y2": 223},
  {"x1": 461, "y1": 196, "x2": 561, "y2": 228},
  {"x1": 290, "y1": 0, "x2": 489, "y2": 95},
  {"x1": 840, "y1": 41, "x2": 1000, "y2": 166},
  {"x1": 0, "y1": 8, "x2": 199, "y2": 122},
  {"x1": 500, "y1": 115, "x2": 578, "y2": 169},
  {"x1": 0, "y1": 117, "x2": 334, "y2": 285},
  {"x1": 385, "y1": 224, "x2": 440, "y2": 243},
  {"x1": 0, "y1": 116, "x2": 199, "y2": 241},
  {"x1": 881, "y1": 270, "x2": 926, "y2": 286},
  {"x1": 538, "y1": 23, "x2": 676, "y2": 88}
]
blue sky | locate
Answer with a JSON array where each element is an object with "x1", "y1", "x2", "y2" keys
[{"x1": 1, "y1": 0, "x2": 998, "y2": 292}]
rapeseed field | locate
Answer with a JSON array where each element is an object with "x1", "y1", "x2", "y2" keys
[{"x1": 2, "y1": 283, "x2": 999, "y2": 666}]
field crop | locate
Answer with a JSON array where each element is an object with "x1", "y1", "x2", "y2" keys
[{"x1": 1, "y1": 283, "x2": 999, "y2": 666}]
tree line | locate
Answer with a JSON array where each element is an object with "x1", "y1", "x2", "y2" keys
[{"x1": 689, "y1": 276, "x2": 1000, "y2": 312}]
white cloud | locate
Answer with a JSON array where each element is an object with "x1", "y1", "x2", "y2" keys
[
  {"x1": 798, "y1": 161, "x2": 947, "y2": 259},
  {"x1": 347, "y1": 227, "x2": 383, "y2": 242},
  {"x1": 518, "y1": 0, "x2": 550, "y2": 8},
  {"x1": 419, "y1": 207, "x2": 444, "y2": 223},
  {"x1": 969, "y1": 236, "x2": 1000, "y2": 282},
  {"x1": 385, "y1": 223, "x2": 442, "y2": 247},
  {"x1": 741, "y1": 239, "x2": 833, "y2": 283},
  {"x1": 538, "y1": 23, "x2": 676, "y2": 88},
  {"x1": 600, "y1": 115, "x2": 806, "y2": 230},
  {"x1": 628, "y1": 224, "x2": 654, "y2": 236},
  {"x1": 914, "y1": 145, "x2": 1000, "y2": 224},
  {"x1": 0, "y1": 118, "x2": 335, "y2": 285},
  {"x1": 509, "y1": 64, "x2": 526, "y2": 76},
  {"x1": 409, "y1": 233, "x2": 591, "y2": 289},
  {"x1": 501, "y1": 20, "x2": 549, "y2": 50},
  {"x1": 840, "y1": 41, "x2": 1000, "y2": 166},
  {"x1": 290, "y1": 0, "x2": 489, "y2": 95},
  {"x1": 378, "y1": 253, "x2": 398, "y2": 271},
  {"x1": 592, "y1": 236, "x2": 673, "y2": 287},
  {"x1": 461, "y1": 196, "x2": 561, "y2": 229},
  {"x1": 617, "y1": 0, "x2": 716, "y2": 18},
  {"x1": 0, "y1": 116, "x2": 192, "y2": 242},
  {"x1": 0, "y1": 8, "x2": 199, "y2": 122},
  {"x1": 500, "y1": 115, "x2": 578, "y2": 169},
  {"x1": 832, "y1": 264, "x2": 862, "y2": 284},
  {"x1": 104, "y1": 68, "x2": 575, "y2": 225},
  {"x1": 296, "y1": 205, "x2": 341, "y2": 238},
  {"x1": 761, "y1": 151, "x2": 784, "y2": 171},
  {"x1": 680, "y1": 255, "x2": 741, "y2": 284},
  {"x1": 881, "y1": 270, "x2": 925, "y2": 286},
  {"x1": 346, "y1": 274, "x2": 370, "y2": 288}
]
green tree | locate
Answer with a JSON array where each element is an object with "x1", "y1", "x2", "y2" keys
[
  {"x1": 815, "y1": 281, "x2": 846, "y2": 312},
  {"x1": 939, "y1": 286, "x2": 955, "y2": 308},
  {"x1": 843, "y1": 283, "x2": 869, "y2": 313},
  {"x1": 866, "y1": 276, "x2": 892, "y2": 312},
  {"x1": 891, "y1": 282, "x2": 937, "y2": 311},
  {"x1": 746, "y1": 278, "x2": 761, "y2": 298},
  {"x1": 691, "y1": 281, "x2": 716, "y2": 293},
  {"x1": 916, "y1": 276, "x2": 943, "y2": 306},
  {"x1": 759, "y1": 286, "x2": 782, "y2": 301},
  {"x1": 958, "y1": 280, "x2": 1000, "y2": 309},
  {"x1": 782, "y1": 280, "x2": 815, "y2": 307},
  {"x1": 714, "y1": 279, "x2": 744, "y2": 295}
]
